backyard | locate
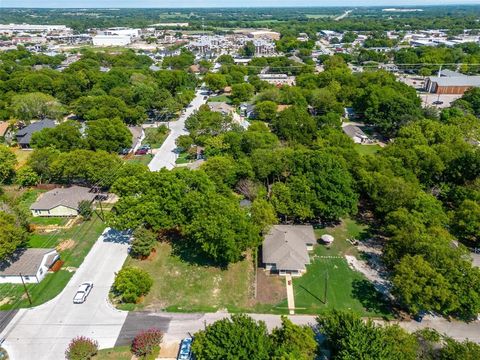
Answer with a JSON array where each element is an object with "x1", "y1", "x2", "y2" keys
[
  {"x1": 121, "y1": 242, "x2": 254, "y2": 312},
  {"x1": 354, "y1": 144, "x2": 382, "y2": 156},
  {"x1": 0, "y1": 189, "x2": 106, "y2": 310}
]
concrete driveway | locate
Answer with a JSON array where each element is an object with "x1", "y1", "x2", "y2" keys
[
  {"x1": 0, "y1": 228, "x2": 130, "y2": 360},
  {"x1": 148, "y1": 89, "x2": 208, "y2": 171}
]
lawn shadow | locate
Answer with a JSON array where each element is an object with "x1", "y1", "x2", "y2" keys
[
  {"x1": 351, "y1": 279, "x2": 392, "y2": 315},
  {"x1": 298, "y1": 285, "x2": 326, "y2": 305}
]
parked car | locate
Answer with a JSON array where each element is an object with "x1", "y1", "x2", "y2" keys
[
  {"x1": 414, "y1": 310, "x2": 427, "y2": 322},
  {"x1": 73, "y1": 282, "x2": 93, "y2": 304},
  {"x1": 433, "y1": 100, "x2": 444, "y2": 105},
  {"x1": 177, "y1": 337, "x2": 193, "y2": 360},
  {"x1": 140, "y1": 144, "x2": 151, "y2": 150},
  {"x1": 203, "y1": 96, "x2": 208, "y2": 100},
  {"x1": 118, "y1": 148, "x2": 131, "y2": 155},
  {"x1": 135, "y1": 148, "x2": 149, "y2": 155}
]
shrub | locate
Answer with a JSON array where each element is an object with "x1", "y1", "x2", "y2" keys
[
  {"x1": 65, "y1": 336, "x2": 98, "y2": 360},
  {"x1": 15, "y1": 166, "x2": 40, "y2": 187},
  {"x1": 131, "y1": 328, "x2": 163, "y2": 357},
  {"x1": 113, "y1": 266, "x2": 153, "y2": 303},
  {"x1": 78, "y1": 200, "x2": 93, "y2": 220},
  {"x1": 131, "y1": 227, "x2": 157, "y2": 258}
]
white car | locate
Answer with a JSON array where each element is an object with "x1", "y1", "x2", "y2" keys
[{"x1": 73, "y1": 282, "x2": 93, "y2": 304}]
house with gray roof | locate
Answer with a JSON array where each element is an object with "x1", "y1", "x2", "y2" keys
[
  {"x1": 16, "y1": 119, "x2": 56, "y2": 149},
  {"x1": 0, "y1": 248, "x2": 59, "y2": 284},
  {"x1": 262, "y1": 225, "x2": 316, "y2": 276},
  {"x1": 30, "y1": 186, "x2": 98, "y2": 217},
  {"x1": 342, "y1": 124, "x2": 371, "y2": 144}
]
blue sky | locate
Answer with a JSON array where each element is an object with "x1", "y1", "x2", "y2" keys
[{"x1": 2, "y1": 0, "x2": 479, "y2": 8}]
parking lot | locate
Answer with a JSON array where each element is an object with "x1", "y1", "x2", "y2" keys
[{"x1": 419, "y1": 93, "x2": 462, "y2": 108}]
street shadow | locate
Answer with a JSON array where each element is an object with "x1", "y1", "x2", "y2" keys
[
  {"x1": 351, "y1": 279, "x2": 391, "y2": 315},
  {"x1": 102, "y1": 228, "x2": 132, "y2": 244}
]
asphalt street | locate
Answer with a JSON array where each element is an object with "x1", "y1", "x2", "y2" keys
[
  {"x1": 148, "y1": 89, "x2": 208, "y2": 171},
  {"x1": 0, "y1": 228, "x2": 131, "y2": 360}
]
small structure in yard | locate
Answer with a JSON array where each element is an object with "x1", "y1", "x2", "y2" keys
[
  {"x1": 321, "y1": 234, "x2": 334, "y2": 245},
  {"x1": 16, "y1": 119, "x2": 56, "y2": 149},
  {"x1": 0, "y1": 248, "x2": 59, "y2": 284},
  {"x1": 30, "y1": 186, "x2": 102, "y2": 217},
  {"x1": 262, "y1": 225, "x2": 316, "y2": 277},
  {"x1": 342, "y1": 124, "x2": 371, "y2": 144}
]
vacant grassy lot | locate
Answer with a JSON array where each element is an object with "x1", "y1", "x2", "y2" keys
[
  {"x1": 175, "y1": 152, "x2": 191, "y2": 164},
  {"x1": 144, "y1": 126, "x2": 170, "y2": 149},
  {"x1": 125, "y1": 154, "x2": 153, "y2": 166},
  {"x1": 0, "y1": 214, "x2": 106, "y2": 310},
  {"x1": 12, "y1": 147, "x2": 32, "y2": 168},
  {"x1": 354, "y1": 144, "x2": 382, "y2": 156},
  {"x1": 208, "y1": 95, "x2": 232, "y2": 104},
  {"x1": 123, "y1": 242, "x2": 253, "y2": 312}
]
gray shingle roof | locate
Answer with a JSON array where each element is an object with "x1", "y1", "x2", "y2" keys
[
  {"x1": 30, "y1": 186, "x2": 97, "y2": 211},
  {"x1": 16, "y1": 119, "x2": 56, "y2": 145},
  {"x1": 262, "y1": 225, "x2": 315, "y2": 271},
  {"x1": 0, "y1": 248, "x2": 58, "y2": 276},
  {"x1": 342, "y1": 124, "x2": 368, "y2": 139}
]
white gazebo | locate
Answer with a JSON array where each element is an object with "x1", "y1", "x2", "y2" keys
[{"x1": 321, "y1": 234, "x2": 334, "y2": 244}]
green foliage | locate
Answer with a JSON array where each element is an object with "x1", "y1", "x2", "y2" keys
[
  {"x1": 85, "y1": 118, "x2": 132, "y2": 152},
  {"x1": 131, "y1": 227, "x2": 157, "y2": 258},
  {"x1": 452, "y1": 200, "x2": 480, "y2": 247},
  {"x1": 0, "y1": 145, "x2": 17, "y2": 184},
  {"x1": 270, "y1": 316, "x2": 318, "y2": 360},
  {"x1": 440, "y1": 338, "x2": 480, "y2": 360},
  {"x1": 78, "y1": 200, "x2": 93, "y2": 220},
  {"x1": 31, "y1": 121, "x2": 85, "y2": 152},
  {"x1": 204, "y1": 73, "x2": 228, "y2": 92},
  {"x1": 272, "y1": 106, "x2": 316, "y2": 145},
  {"x1": 317, "y1": 310, "x2": 418, "y2": 360},
  {"x1": 65, "y1": 336, "x2": 98, "y2": 360},
  {"x1": 191, "y1": 314, "x2": 272, "y2": 360},
  {"x1": 113, "y1": 266, "x2": 153, "y2": 303},
  {"x1": 0, "y1": 211, "x2": 27, "y2": 260},
  {"x1": 231, "y1": 83, "x2": 255, "y2": 104},
  {"x1": 254, "y1": 101, "x2": 277, "y2": 122},
  {"x1": 11, "y1": 92, "x2": 65, "y2": 120},
  {"x1": 250, "y1": 198, "x2": 277, "y2": 234},
  {"x1": 15, "y1": 166, "x2": 40, "y2": 187}
]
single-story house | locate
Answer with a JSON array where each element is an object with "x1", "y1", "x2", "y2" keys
[
  {"x1": 342, "y1": 124, "x2": 371, "y2": 144},
  {"x1": 16, "y1": 119, "x2": 56, "y2": 149},
  {"x1": 30, "y1": 186, "x2": 99, "y2": 217},
  {"x1": 208, "y1": 102, "x2": 235, "y2": 116},
  {"x1": 0, "y1": 121, "x2": 9, "y2": 140},
  {"x1": 240, "y1": 103, "x2": 255, "y2": 118},
  {"x1": 262, "y1": 225, "x2": 316, "y2": 277},
  {"x1": 0, "y1": 248, "x2": 59, "y2": 284}
]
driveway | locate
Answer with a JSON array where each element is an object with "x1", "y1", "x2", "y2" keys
[
  {"x1": 148, "y1": 89, "x2": 208, "y2": 171},
  {"x1": 0, "y1": 228, "x2": 130, "y2": 360}
]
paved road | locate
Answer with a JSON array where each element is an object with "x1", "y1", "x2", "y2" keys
[
  {"x1": 148, "y1": 89, "x2": 208, "y2": 171},
  {"x1": 0, "y1": 228, "x2": 130, "y2": 360}
]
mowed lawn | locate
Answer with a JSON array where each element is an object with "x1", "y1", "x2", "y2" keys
[
  {"x1": 277, "y1": 218, "x2": 391, "y2": 317},
  {"x1": 354, "y1": 144, "x2": 382, "y2": 156},
  {"x1": 95, "y1": 346, "x2": 131, "y2": 360},
  {"x1": 124, "y1": 242, "x2": 254, "y2": 312}
]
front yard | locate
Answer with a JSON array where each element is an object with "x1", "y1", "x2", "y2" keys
[
  {"x1": 121, "y1": 242, "x2": 254, "y2": 312},
  {"x1": 0, "y1": 189, "x2": 106, "y2": 310}
]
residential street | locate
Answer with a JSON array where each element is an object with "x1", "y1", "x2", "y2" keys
[
  {"x1": 0, "y1": 228, "x2": 131, "y2": 360},
  {"x1": 148, "y1": 89, "x2": 208, "y2": 171}
]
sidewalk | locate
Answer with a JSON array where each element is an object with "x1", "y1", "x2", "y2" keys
[{"x1": 285, "y1": 275, "x2": 295, "y2": 315}]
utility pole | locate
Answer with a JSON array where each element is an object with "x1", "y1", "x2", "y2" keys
[{"x1": 19, "y1": 273, "x2": 32, "y2": 305}]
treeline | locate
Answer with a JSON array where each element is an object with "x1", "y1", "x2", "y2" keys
[{"x1": 0, "y1": 47, "x2": 197, "y2": 123}]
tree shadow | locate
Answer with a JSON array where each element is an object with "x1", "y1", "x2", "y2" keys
[{"x1": 351, "y1": 279, "x2": 392, "y2": 316}]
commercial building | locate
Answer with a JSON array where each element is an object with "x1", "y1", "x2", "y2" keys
[
  {"x1": 425, "y1": 74, "x2": 480, "y2": 94},
  {"x1": 92, "y1": 35, "x2": 132, "y2": 46}
]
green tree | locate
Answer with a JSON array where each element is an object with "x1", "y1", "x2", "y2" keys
[
  {"x1": 254, "y1": 101, "x2": 277, "y2": 122},
  {"x1": 251, "y1": 198, "x2": 278, "y2": 234},
  {"x1": 0, "y1": 145, "x2": 17, "y2": 184},
  {"x1": 452, "y1": 200, "x2": 480, "y2": 247},
  {"x1": 240, "y1": 41, "x2": 256, "y2": 57},
  {"x1": 113, "y1": 266, "x2": 153, "y2": 303},
  {"x1": 270, "y1": 316, "x2": 317, "y2": 360},
  {"x1": 204, "y1": 73, "x2": 228, "y2": 92},
  {"x1": 85, "y1": 118, "x2": 132, "y2": 152},
  {"x1": 231, "y1": 83, "x2": 255, "y2": 104},
  {"x1": 65, "y1": 336, "x2": 98, "y2": 360},
  {"x1": 131, "y1": 227, "x2": 157, "y2": 258},
  {"x1": 10, "y1": 92, "x2": 65, "y2": 120},
  {"x1": 0, "y1": 211, "x2": 27, "y2": 260},
  {"x1": 440, "y1": 338, "x2": 480, "y2": 360},
  {"x1": 15, "y1": 166, "x2": 40, "y2": 187},
  {"x1": 272, "y1": 106, "x2": 316, "y2": 145},
  {"x1": 191, "y1": 314, "x2": 272, "y2": 360},
  {"x1": 31, "y1": 121, "x2": 85, "y2": 152},
  {"x1": 78, "y1": 200, "x2": 93, "y2": 220}
]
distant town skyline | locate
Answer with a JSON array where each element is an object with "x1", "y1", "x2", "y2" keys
[{"x1": 2, "y1": 0, "x2": 480, "y2": 8}]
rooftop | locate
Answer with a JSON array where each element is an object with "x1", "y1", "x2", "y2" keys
[
  {"x1": 30, "y1": 186, "x2": 97, "y2": 211},
  {"x1": 0, "y1": 248, "x2": 58, "y2": 276},
  {"x1": 428, "y1": 76, "x2": 480, "y2": 87},
  {"x1": 16, "y1": 119, "x2": 56, "y2": 145}
]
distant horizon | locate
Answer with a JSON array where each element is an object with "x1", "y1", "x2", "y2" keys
[{"x1": 2, "y1": 1, "x2": 480, "y2": 9}]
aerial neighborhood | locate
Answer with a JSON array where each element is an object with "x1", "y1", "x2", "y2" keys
[{"x1": 0, "y1": 4, "x2": 480, "y2": 360}]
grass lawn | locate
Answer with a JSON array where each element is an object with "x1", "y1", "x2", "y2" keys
[
  {"x1": 144, "y1": 126, "x2": 170, "y2": 149},
  {"x1": 126, "y1": 154, "x2": 153, "y2": 166},
  {"x1": 0, "y1": 214, "x2": 106, "y2": 310},
  {"x1": 208, "y1": 94, "x2": 232, "y2": 104},
  {"x1": 175, "y1": 152, "x2": 191, "y2": 164},
  {"x1": 122, "y1": 242, "x2": 253, "y2": 312},
  {"x1": 29, "y1": 216, "x2": 68, "y2": 226},
  {"x1": 12, "y1": 147, "x2": 32, "y2": 168},
  {"x1": 95, "y1": 346, "x2": 131, "y2": 360},
  {"x1": 354, "y1": 144, "x2": 382, "y2": 156},
  {"x1": 16, "y1": 188, "x2": 44, "y2": 214}
]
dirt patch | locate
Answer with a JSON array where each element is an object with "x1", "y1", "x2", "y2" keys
[
  {"x1": 146, "y1": 248, "x2": 157, "y2": 261},
  {"x1": 0, "y1": 297, "x2": 11, "y2": 307},
  {"x1": 255, "y1": 268, "x2": 286, "y2": 304},
  {"x1": 158, "y1": 340, "x2": 179, "y2": 358},
  {"x1": 57, "y1": 239, "x2": 75, "y2": 251}
]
